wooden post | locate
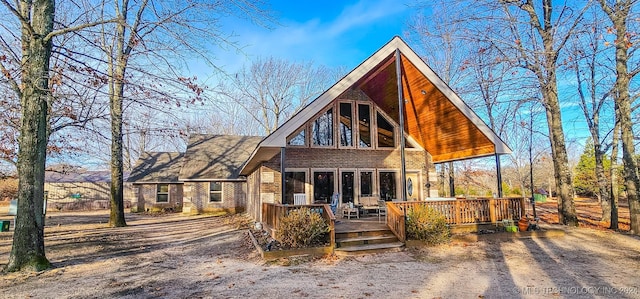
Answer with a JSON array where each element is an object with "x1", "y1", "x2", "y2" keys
[
  {"x1": 395, "y1": 49, "x2": 407, "y2": 202},
  {"x1": 489, "y1": 198, "x2": 497, "y2": 224},
  {"x1": 495, "y1": 154, "x2": 503, "y2": 198},
  {"x1": 454, "y1": 199, "x2": 461, "y2": 225}
]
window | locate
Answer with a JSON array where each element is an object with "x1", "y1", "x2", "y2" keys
[
  {"x1": 156, "y1": 184, "x2": 169, "y2": 203},
  {"x1": 358, "y1": 104, "x2": 371, "y2": 147},
  {"x1": 339, "y1": 102, "x2": 353, "y2": 147},
  {"x1": 377, "y1": 112, "x2": 395, "y2": 147},
  {"x1": 288, "y1": 129, "x2": 305, "y2": 146},
  {"x1": 312, "y1": 108, "x2": 333, "y2": 146},
  {"x1": 285, "y1": 172, "x2": 306, "y2": 204},
  {"x1": 313, "y1": 172, "x2": 334, "y2": 203},
  {"x1": 404, "y1": 137, "x2": 415, "y2": 148},
  {"x1": 209, "y1": 182, "x2": 222, "y2": 202},
  {"x1": 360, "y1": 171, "x2": 373, "y2": 196},
  {"x1": 379, "y1": 172, "x2": 396, "y2": 201}
]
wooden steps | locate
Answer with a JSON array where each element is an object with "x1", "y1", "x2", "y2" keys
[{"x1": 334, "y1": 224, "x2": 404, "y2": 256}]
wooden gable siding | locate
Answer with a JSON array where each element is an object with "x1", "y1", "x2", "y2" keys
[
  {"x1": 400, "y1": 55, "x2": 495, "y2": 162},
  {"x1": 356, "y1": 53, "x2": 496, "y2": 162}
]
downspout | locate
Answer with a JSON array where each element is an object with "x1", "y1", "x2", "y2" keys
[
  {"x1": 281, "y1": 147, "x2": 286, "y2": 204},
  {"x1": 395, "y1": 49, "x2": 407, "y2": 202},
  {"x1": 496, "y1": 153, "x2": 503, "y2": 198}
]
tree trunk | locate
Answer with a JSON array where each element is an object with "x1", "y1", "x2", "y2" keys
[
  {"x1": 108, "y1": 15, "x2": 129, "y2": 227},
  {"x1": 594, "y1": 144, "x2": 611, "y2": 222},
  {"x1": 542, "y1": 76, "x2": 578, "y2": 226},
  {"x1": 610, "y1": 3, "x2": 640, "y2": 235},
  {"x1": 5, "y1": 0, "x2": 54, "y2": 272},
  {"x1": 610, "y1": 122, "x2": 620, "y2": 230}
]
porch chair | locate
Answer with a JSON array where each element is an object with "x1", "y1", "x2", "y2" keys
[
  {"x1": 293, "y1": 193, "x2": 306, "y2": 205},
  {"x1": 330, "y1": 193, "x2": 340, "y2": 215},
  {"x1": 377, "y1": 200, "x2": 387, "y2": 223}
]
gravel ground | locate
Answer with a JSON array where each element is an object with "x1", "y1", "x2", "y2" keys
[{"x1": 0, "y1": 210, "x2": 639, "y2": 299}]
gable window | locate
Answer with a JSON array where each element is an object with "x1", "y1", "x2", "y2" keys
[
  {"x1": 377, "y1": 112, "x2": 395, "y2": 147},
  {"x1": 156, "y1": 184, "x2": 169, "y2": 203},
  {"x1": 339, "y1": 102, "x2": 353, "y2": 147},
  {"x1": 209, "y1": 182, "x2": 222, "y2": 202},
  {"x1": 358, "y1": 104, "x2": 371, "y2": 148},
  {"x1": 288, "y1": 129, "x2": 306, "y2": 146},
  {"x1": 312, "y1": 108, "x2": 333, "y2": 146}
]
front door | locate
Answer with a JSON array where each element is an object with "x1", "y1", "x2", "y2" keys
[
  {"x1": 341, "y1": 172, "x2": 354, "y2": 204},
  {"x1": 313, "y1": 172, "x2": 334, "y2": 204},
  {"x1": 406, "y1": 172, "x2": 420, "y2": 201}
]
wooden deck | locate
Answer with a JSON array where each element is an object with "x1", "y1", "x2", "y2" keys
[{"x1": 261, "y1": 198, "x2": 526, "y2": 253}]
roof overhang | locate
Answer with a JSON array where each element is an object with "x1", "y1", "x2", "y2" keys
[{"x1": 240, "y1": 36, "x2": 511, "y2": 174}]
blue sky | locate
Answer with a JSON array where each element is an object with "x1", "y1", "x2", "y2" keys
[{"x1": 214, "y1": 0, "x2": 414, "y2": 73}]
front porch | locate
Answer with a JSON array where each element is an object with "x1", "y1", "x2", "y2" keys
[{"x1": 260, "y1": 197, "x2": 526, "y2": 255}]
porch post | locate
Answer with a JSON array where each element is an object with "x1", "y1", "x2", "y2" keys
[
  {"x1": 395, "y1": 48, "x2": 407, "y2": 201},
  {"x1": 281, "y1": 147, "x2": 286, "y2": 204},
  {"x1": 448, "y1": 161, "x2": 455, "y2": 197},
  {"x1": 495, "y1": 154, "x2": 503, "y2": 198}
]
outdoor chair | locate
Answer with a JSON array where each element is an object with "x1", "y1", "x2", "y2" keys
[
  {"x1": 330, "y1": 193, "x2": 340, "y2": 215},
  {"x1": 294, "y1": 193, "x2": 307, "y2": 205}
]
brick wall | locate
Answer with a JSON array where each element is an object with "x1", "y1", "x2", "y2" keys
[
  {"x1": 132, "y1": 183, "x2": 183, "y2": 213},
  {"x1": 182, "y1": 181, "x2": 246, "y2": 214}
]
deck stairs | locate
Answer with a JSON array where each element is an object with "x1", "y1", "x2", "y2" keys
[{"x1": 333, "y1": 219, "x2": 404, "y2": 255}]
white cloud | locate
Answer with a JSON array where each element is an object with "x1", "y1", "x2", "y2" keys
[{"x1": 211, "y1": 0, "x2": 411, "y2": 74}]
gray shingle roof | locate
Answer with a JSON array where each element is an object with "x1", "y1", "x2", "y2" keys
[
  {"x1": 178, "y1": 134, "x2": 263, "y2": 180},
  {"x1": 127, "y1": 152, "x2": 184, "y2": 183}
]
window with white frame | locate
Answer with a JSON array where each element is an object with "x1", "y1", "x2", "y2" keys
[
  {"x1": 377, "y1": 111, "x2": 395, "y2": 147},
  {"x1": 312, "y1": 108, "x2": 333, "y2": 146},
  {"x1": 156, "y1": 184, "x2": 169, "y2": 203},
  {"x1": 288, "y1": 129, "x2": 306, "y2": 146},
  {"x1": 339, "y1": 102, "x2": 353, "y2": 147},
  {"x1": 358, "y1": 104, "x2": 371, "y2": 148},
  {"x1": 209, "y1": 182, "x2": 222, "y2": 202},
  {"x1": 360, "y1": 171, "x2": 373, "y2": 196}
]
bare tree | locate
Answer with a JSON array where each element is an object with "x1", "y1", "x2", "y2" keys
[
  {"x1": 220, "y1": 56, "x2": 332, "y2": 134},
  {"x1": 0, "y1": 0, "x2": 114, "y2": 272},
  {"x1": 567, "y1": 6, "x2": 617, "y2": 222},
  {"x1": 83, "y1": 0, "x2": 273, "y2": 226},
  {"x1": 598, "y1": 0, "x2": 640, "y2": 234}
]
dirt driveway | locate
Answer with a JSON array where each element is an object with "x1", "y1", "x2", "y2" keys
[{"x1": 1, "y1": 208, "x2": 640, "y2": 298}]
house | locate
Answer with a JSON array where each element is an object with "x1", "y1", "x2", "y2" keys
[
  {"x1": 127, "y1": 135, "x2": 262, "y2": 214},
  {"x1": 128, "y1": 36, "x2": 512, "y2": 224},
  {"x1": 128, "y1": 152, "x2": 184, "y2": 212},
  {"x1": 241, "y1": 36, "x2": 511, "y2": 222},
  {"x1": 179, "y1": 134, "x2": 262, "y2": 214}
]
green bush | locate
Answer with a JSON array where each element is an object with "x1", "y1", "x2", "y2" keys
[
  {"x1": 276, "y1": 208, "x2": 329, "y2": 248},
  {"x1": 406, "y1": 205, "x2": 450, "y2": 245}
]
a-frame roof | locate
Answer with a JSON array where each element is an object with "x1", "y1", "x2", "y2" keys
[{"x1": 240, "y1": 36, "x2": 510, "y2": 175}]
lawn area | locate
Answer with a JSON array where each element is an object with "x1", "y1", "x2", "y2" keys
[{"x1": 0, "y1": 203, "x2": 639, "y2": 298}]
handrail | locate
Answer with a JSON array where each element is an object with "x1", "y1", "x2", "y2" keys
[
  {"x1": 261, "y1": 203, "x2": 335, "y2": 248},
  {"x1": 386, "y1": 202, "x2": 406, "y2": 242}
]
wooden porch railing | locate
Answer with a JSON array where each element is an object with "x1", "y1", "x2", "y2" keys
[
  {"x1": 261, "y1": 203, "x2": 336, "y2": 248},
  {"x1": 387, "y1": 197, "x2": 526, "y2": 240},
  {"x1": 386, "y1": 202, "x2": 406, "y2": 242}
]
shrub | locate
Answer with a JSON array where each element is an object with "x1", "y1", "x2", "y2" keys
[
  {"x1": 406, "y1": 205, "x2": 450, "y2": 245},
  {"x1": 276, "y1": 208, "x2": 329, "y2": 248}
]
